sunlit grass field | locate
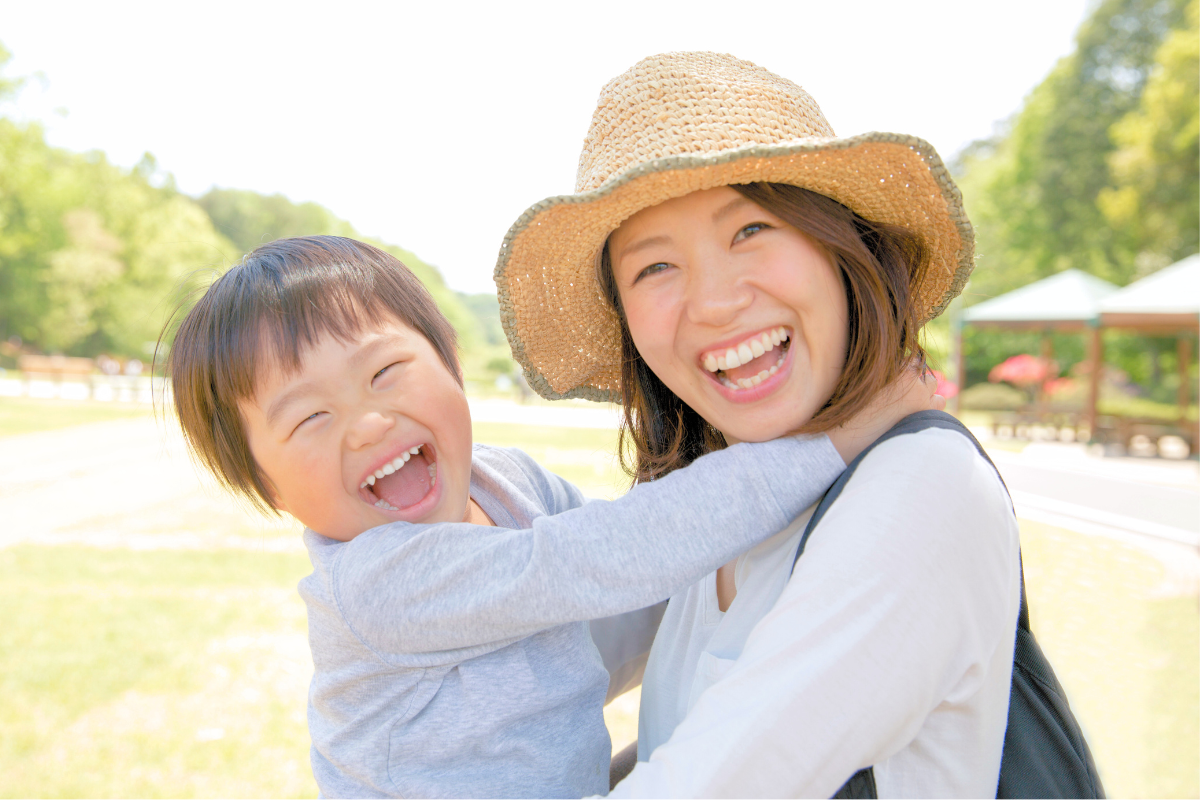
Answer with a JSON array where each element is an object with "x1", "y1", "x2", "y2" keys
[{"x1": 1, "y1": 399, "x2": 1196, "y2": 798}]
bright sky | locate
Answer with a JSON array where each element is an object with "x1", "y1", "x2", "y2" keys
[{"x1": 3, "y1": 0, "x2": 1090, "y2": 294}]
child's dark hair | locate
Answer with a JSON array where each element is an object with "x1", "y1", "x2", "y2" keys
[{"x1": 164, "y1": 235, "x2": 459, "y2": 513}]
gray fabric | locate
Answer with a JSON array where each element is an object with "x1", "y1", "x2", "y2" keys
[{"x1": 299, "y1": 437, "x2": 843, "y2": 798}]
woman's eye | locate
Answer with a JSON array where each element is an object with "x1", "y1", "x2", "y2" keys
[
  {"x1": 733, "y1": 222, "x2": 769, "y2": 243},
  {"x1": 633, "y1": 262, "x2": 671, "y2": 283}
]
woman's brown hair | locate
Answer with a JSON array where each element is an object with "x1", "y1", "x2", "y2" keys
[{"x1": 598, "y1": 183, "x2": 930, "y2": 485}]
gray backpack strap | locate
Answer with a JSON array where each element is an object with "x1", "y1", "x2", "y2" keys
[{"x1": 793, "y1": 410, "x2": 1103, "y2": 799}]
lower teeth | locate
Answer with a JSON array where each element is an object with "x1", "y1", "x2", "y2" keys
[
  {"x1": 374, "y1": 499, "x2": 399, "y2": 511},
  {"x1": 721, "y1": 349, "x2": 786, "y2": 390}
]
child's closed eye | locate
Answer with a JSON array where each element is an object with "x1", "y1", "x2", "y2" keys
[
  {"x1": 290, "y1": 411, "x2": 325, "y2": 436},
  {"x1": 372, "y1": 361, "x2": 404, "y2": 384}
]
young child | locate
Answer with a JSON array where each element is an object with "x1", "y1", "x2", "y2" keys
[{"x1": 166, "y1": 235, "x2": 870, "y2": 798}]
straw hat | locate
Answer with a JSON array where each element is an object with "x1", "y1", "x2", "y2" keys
[{"x1": 495, "y1": 51, "x2": 974, "y2": 403}]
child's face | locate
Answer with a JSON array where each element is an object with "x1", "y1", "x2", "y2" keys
[{"x1": 240, "y1": 316, "x2": 473, "y2": 541}]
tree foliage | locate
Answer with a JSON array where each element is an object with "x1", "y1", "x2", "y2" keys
[
  {"x1": 956, "y1": 0, "x2": 1194, "y2": 302},
  {"x1": 1099, "y1": 0, "x2": 1200, "y2": 272},
  {"x1": 0, "y1": 116, "x2": 234, "y2": 356},
  {"x1": 0, "y1": 46, "x2": 482, "y2": 361}
]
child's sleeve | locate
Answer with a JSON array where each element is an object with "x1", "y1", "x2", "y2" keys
[
  {"x1": 481, "y1": 445, "x2": 593, "y2": 514},
  {"x1": 335, "y1": 435, "x2": 844, "y2": 664},
  {"x1": 488, "y1": 446, "x2": 665, "y2": 699}
]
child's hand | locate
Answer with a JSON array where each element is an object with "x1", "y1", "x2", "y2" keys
[{"x1": 826, "y1": 367, "x2": 943, "y2": 464}]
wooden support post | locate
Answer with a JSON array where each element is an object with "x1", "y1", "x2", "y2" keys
[
  {"x1": 1085, "y1": 325, "x2": 1103, "y2": 442},
  {"x1": 1038, "y1": 329, "x2": 1054, "y2": 414},
  {"x1": 1178, "y1": 336, "x2": 1193, "y2": 421},
  {"x1": 1178, "y1": 335, "x2": 1199, "y2": 456}
]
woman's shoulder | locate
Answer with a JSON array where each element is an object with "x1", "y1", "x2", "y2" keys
[
  {"x1": 820, "y1": 425, "x2": 1018, "y2": 564},
  {"x1": 854, "y1": 426, "x2": 1008, "y2": 503}
]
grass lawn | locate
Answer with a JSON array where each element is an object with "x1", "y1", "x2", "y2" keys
[
  {"x1": 0, "y1": 396, "x2": 152, "y2": 437},
  {"x1": 0, "y1": 546, "x2": 317, "y2": 799},
  {"x1": 5, "y1": 520, "x2": 1193, "y2": 798},
  {"x1": 1020, "y1": 521, "x2": 1199, "y2": 798}
]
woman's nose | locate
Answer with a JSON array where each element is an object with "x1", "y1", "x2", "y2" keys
[
  {"x1": 684, "y1": 258, "x2": 753, "y2": 327},
  {"x1": 346, "y1": 411, "x2": 394, "y2": 450}
]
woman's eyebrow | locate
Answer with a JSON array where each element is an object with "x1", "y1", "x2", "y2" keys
[
  {"x1": 712, "y1": 196, "x2": 755, "y2": 223},
  {"x1": 616, "y1": 234, "x2": 671, "y2": 262}
]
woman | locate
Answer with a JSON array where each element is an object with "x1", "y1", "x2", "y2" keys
[{"x1": 495, "y1": 53, "x2": 1021, "y2": 797}]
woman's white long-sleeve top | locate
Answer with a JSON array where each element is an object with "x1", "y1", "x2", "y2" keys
[{"x1": 612, "y1": 427, "x2": 1022, "y2": 799}]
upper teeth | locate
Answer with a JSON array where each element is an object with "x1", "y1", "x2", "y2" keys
[
  {"x1": 361, "y1": 446, "x2": 423, "y2": 489},
  {"x1": 703, "y1": 328, "x2": 789, "y2": 372}
]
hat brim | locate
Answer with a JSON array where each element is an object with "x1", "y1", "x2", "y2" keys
[{"x1": 495, "y1": 132, "x2": 974, "y2": 403}]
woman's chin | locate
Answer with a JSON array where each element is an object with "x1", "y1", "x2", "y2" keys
[
  {"x1": 700, "y1": 386, "x2": 821, "y2": 443},
  {"x1": 718, "y1": 422, "x2": 802, "y2": 444}
]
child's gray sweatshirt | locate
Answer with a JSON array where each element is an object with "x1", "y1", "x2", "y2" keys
[{"x1": 299, "y1": 436, "x2": 844, "y2": 798}]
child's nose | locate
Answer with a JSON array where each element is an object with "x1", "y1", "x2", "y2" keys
[{"x1": 347, "y1": 411, "x2": 394, "y2": 449}]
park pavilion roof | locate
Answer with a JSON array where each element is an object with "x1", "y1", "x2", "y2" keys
[
  {"x1": 1098, "y1": 254, "x2": 1200, "y2": 322},
  {"x1": 962, "y1": 269, "x2": 1119, "y2": 329}
]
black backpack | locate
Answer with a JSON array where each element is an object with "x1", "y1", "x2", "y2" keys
[{"x1": 791, "y1": 411, "x2": 1104, "y2": 799}]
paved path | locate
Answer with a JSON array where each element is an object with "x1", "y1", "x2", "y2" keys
[
  {"x1": 0, "y1": 416, "x2": 298, "y2": 550},
  {"x1": 978, "y1": 438, "x2": 1199, "y2": 545}
]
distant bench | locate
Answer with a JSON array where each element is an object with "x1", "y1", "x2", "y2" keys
[
  {"x1": 990, "y1": 409, "x2": 1084, "y2": 442},
  {"x1": 990, "y1": 408, "x2": 1196, "y2": 456},
  {"x1": 1092, "y1": 415, "x2": 1197, "y2": 457},
  {"x1": 12, "y1": 355, "x2": 158, "y2": 404},
  {"x1": 17, "y1": 355, "x2": 95, "y2": 379}
]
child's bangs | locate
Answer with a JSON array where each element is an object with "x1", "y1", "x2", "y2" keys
[{"x1": 256, "y1": 269, "x2": 395, "y2": 381}]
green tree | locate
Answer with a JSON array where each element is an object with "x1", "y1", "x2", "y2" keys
[
  {"x1": 196, "y1": 188, "x2": 356, "y2": 256},
  {"x1": 1099, "y1": 0, "x2": 1200, "y2": 273},
  {"x1": 0, "y1": 119, "x2": 234, "y2": 355},
  {"x1": 0, "y1": 44, "x2": 489, "y2": 365},
  {"x1": 956, "y1": 0, "x2": 1189, "y2": 302},
  {"x1": 40, "y1": 209, "x2": 124, "y2": 351}
]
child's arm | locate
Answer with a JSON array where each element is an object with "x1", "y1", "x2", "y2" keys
[{"x1": 333, "y1": 434, "x2": 842, "y2": 663}]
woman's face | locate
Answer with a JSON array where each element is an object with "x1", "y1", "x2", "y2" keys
[{"x1": 609, "y1": 186, "x2": 849, "y2": 443}]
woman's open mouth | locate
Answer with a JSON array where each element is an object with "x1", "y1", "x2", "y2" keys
[
  {"x1": 358, "y1": 444, "x2": 437, "y2": 512},
  {"x1": 700, "y1": 327, "x2": 791, "y2": 390}
]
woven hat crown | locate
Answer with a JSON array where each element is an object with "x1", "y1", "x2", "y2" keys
[{"x1": 576, "y1": 52, "x2": 837, "y2": 193}]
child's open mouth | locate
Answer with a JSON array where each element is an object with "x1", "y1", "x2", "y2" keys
[
  {"x1": 701, "y1": 327, "x2": 791, "y2": 390},
  {"x1": 359, "y1": 444, "x2": 437, "y2": 512}
]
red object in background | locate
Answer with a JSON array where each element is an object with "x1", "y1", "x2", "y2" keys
[
  {"x1": 931, "y1": 369, "x2": 959, "y2": 399},
  {"x1": 988, "y1": 354, "x2": 1058, "y2": 387},
  {"x1": 1042, "y1": 376, "x2": 1078, "y2": 397}
]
